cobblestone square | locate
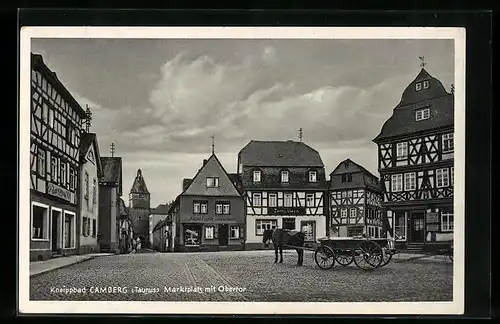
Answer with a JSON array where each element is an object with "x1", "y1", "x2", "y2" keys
[{"x1": 30, "y1": 251, "x2": 453, "y2": 302}]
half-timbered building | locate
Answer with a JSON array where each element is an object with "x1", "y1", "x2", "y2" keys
[
  {"x1": 373, "y1": 67, "x2": 454, "y2": 251},
  {"x1": 329, "y1": 159, "x2": 384, "y2": 238},
  {"x1": 238, "y1": 140, "x2": 328, "y2": 249},
  {"x1": 169, "y1": 154, "x2": 245, "y2": 252},
  {"x1": 30, "y1": 54, "x2": 87, "y2": 261}
]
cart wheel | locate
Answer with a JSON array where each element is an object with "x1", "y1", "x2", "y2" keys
[
  {"x1": 315, "y1": 245, "x2": 335, "y2": 270},
  {"x1": 353, "y1": 240, "x2": 383, "y2": 270},
  {"x1": 379, "y1": 248, "x2": 393, "y2": 268},
  {"x1": 335, "y1": 249, "x2": 354, "y2": 266}
]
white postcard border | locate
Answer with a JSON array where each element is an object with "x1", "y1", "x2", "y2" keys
[{"x1": 19, "y1": 26, "x2": 465, "y2": 315}]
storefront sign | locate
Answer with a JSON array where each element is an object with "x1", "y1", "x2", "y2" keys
[
  {"x1": 47, "y1": 183, "x2": 73, "y2": 203},
  {"x1": 185, "y1": 214, "x2": 232, "y2": 222},
  {"x1": 426, "y1": 224, "x2": 439, "y2": 232},
  {"x1": 268, "y1": 207, "x2": 305, "y2": 216},
  {"x1": 426, "y1": 212, "x2": 439, "y2": 223}
]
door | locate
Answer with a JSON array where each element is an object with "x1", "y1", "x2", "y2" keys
[
  {"x1": 64, "y1": 215, "x2": 72, "y2": 248},
  {"x1": 410, "y1": 212, "x2": 425, "y2": 242},
  {"x1": 51, "y1": 210, "x2": 60, "y2": 252},
  {"x1": 218, "y1": 224, "x2": 228, "y2": 246},
  {"x1": 301, "y1": 221, "x2": 316, "y2": 242},
  {"x1": 282, "y1": 218, "x2": 295, "y2": 230}
]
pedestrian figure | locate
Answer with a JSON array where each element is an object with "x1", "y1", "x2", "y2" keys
[{"x1": 136, "y1": 237, "x2": 142, "y2": 251}]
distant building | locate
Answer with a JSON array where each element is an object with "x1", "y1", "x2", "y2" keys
[
  {"x1": 328, "y1": 159, "x2": 384, "y2": 238},
  {"x1": 118, "y1": 197, "x2": 134, "y2": 254},
  {"x1": 149, "y1": 204, "x2": 170, "y2": 249},
  {"x1": 238, "y1": 140, "x2": 328, "y2": 249},
  {"x1": 30, "y1": 53, "x2": 87, "y2": 261},
  {"x1": 128, "y1": 169, "x2": 151, "y2": 247},
  {"x1": 373, "y1": 67, "x2": 454, "y2": 252},
  {"x1": 152, "y1": 216, "x2": 173, "y2": 252},
  {"x1": 169, "y1": 154, "x2": 245, "y2": 252},
  {"x1": 78, "y1": 133, "x2": 103, "y2": 254},
  {"x1": 98, "y1": 157, "x2": 123, "y2": 253}
]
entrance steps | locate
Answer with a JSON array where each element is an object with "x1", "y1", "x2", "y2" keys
[{"x1": 406, "y1": 243, "x2": 425, "y2": 252}]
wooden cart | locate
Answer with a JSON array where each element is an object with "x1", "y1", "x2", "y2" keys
[{"x1": 313, "y1": 236, "x2": 397, "y2": 271}]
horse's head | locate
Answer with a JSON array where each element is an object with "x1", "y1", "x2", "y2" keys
[{"x1": 262, "y1": 229, "x2": 273, "y2": 244}]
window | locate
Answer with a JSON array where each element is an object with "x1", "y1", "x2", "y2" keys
[
  {"x1": 64, "y1": 212, "x2": 75, "y2": 249},
  {"x1": 350, "y1": 208, "x2": 357, "y2": 218},
  {"x1": 341, "y1": 173, "x2": 353, "y2": 183},
  {"x1": 82, "y1": 216, "x2": 88, "y2": 236},
  {"x1": 284, "y1": 193, "x2": 293, "y2": 207},
  {"x1": 69, "y1": 168, "x2": 76, "y2": 190},
  {"x1": 49, "y1": 109, "x2": 54, "y2": 128},
  {"x1": 391, "y1": 174, "x2": 403, "y2": 192},
  {"x1": 347, "y1": 226, "x2": 363, "y2": 237},
  {"x1": 252, "y1": 193, "x2": 262, "y2": 207},
  {"x1": 92, "y1": 219, "x2": 96, "y2": 237},
  {"x1": 306, "y1": 194, "x2": 314, "y2": 207},
  {"x1": 223, "y1": 202, "x2": 230, "y2": 215},
  {"x1": 442, "y1": 133, "x2": 454, "y2": 153},
  {"x1": 281, "y1": 171, "x2": 289, "y2": 183},
  {"x1": 347, "y1": 191, "x2": 353, "y2": 198},
  {"x1": 423, "y1": 80, "x2": 430, "y2": 89},
  {"x1": 215, "y1": 203, "x2": 223, "y2": 214},
  {"x1": 396, "y1": 142, "x2": 408, "y2": 159},
  {"x1": 31, "y1": 203, "x2": 48, "y2": 239},
  {"x1": 404, "y1": 172, "x2": 416, "y2": 191},
  {"x1": 451, "y1": 167, "x2": 454, "y2": 186},
  {"x1": 341, "y1": 191, "x2": 347, "y2": 198},
  {"x1": 230, "y1": 226, "x2": 239, "y2": 239},
  {"x1": 268, "y1": 194, "x2": 277, "y2": 207},
  {"x1": 205, "y1": 226, "x2": 214, "y2": 239},
  {"x1": 301, "y1": 221, "x2": 316, "y2": 241},
  {"x1": 394, "y1": 212, "x2": 406, "y2": 240},
  {"x1": 92, "y1": 178, "x2": 97, "y2": 206},
  {"x1": 60, "y1": 161, "x2": 66, "y2": 186},
  {"x1": 193, "y1": 202, "x2": 201, "y2": 213},
  {"x1": 256, "y1": 219, "x2": 277, "y2": 235},
  {"x1": 37, "y1": 149, "x2": 45, "y2": 176},
  {"x1": 84, "y1": 172, "x2": 89, "y2": 208},
  {"x1": 253, "y1": 170, "x2": 261, "y2": 182},
  {"x1": 51, "y1": 156, "x2": 58, "y2": 181},
  {"x1": 416, "y1": 108, "x2": 431, "y2": 121},
  {"x1": 206, "y1": 177, "x2": 219, "y2": 187},
  {"x1": 441, "y1": 212, "x2": 454, "y2": 232},
  {"x1": 184, "y1": 225, "x2": 201, "y2": 246},
  {"x1": 282, "y1": 218, "x2": 295, "y2": 230},
  {"x1": 436, "y1": 168, "x2": 450, "y2": 188},
  {"x1": 415, "y1": 82, "x2": 422, "y2": 91},
  {"x1": 341, "y1": 209, "x2": 347, "y2": 218},
  {"x1": 309, "y1": 171, "x2": 317, "y2": 182},
  {"x1": 200, "y1": 202, "x2": 208, "y2": 214}
]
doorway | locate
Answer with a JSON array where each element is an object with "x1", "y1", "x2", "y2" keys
[
  {"x1": 51, "y1": 210, "x2": 60, "y2": 252},
  {"x1": 410, "y1": 212, "x2": 425, "y2": 242},
  {"x1": 282, "y1": 218, "x2": 295, "y2": 230},
  {"x1": 218, "y1": 224, "x2": 228, "y2": 246}
]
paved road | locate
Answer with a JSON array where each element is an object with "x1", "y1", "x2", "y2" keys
[{"x1": 30, "y1": 250, "x2": 453, "y2": 302}]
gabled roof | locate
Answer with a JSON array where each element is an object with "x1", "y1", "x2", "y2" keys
[
  {"x1": 100, "y1": 157, "x2": 123, "y2": 196},
  {"x1": 118, "y1": 197, "x2": 128, "y2": 216},
  {"x1": 182, "y1": 154, "x2": 241, "y2": 197},
  {"x1": 373, "y1": 68, "x2": 454, "y2": 143},
  {"x1": 31, "y1": 53, "x2": 87, "y2": 118},
  {"x1": 182, "y1": 178, "x2": 193, "y2": 192},
  {"x1": 79, "y1": 133, "x2": 103, "y2": 177},
  {"x1": 329, "y1": 159, "x2": 380, "y2": 191},
  {"x1": 130, "y1": 169, "x2": 150, "y2": 194},
  {"x1": 228, "y1": 173, "x2": 244, "y2": 194},
  {"x1": 238, "y1": 140, "x2": 324, "y2": 167},
  {"x1": 151, "y1": 204, "x2": 170, "y2": 215}
]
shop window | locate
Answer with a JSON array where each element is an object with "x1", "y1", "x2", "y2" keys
[
  {"x1": 301, "y1": 221, "x2": 316, "y2": 241},
  {"x1": 32, "y1": 203, "x2": 48, "y2": 239},
  {"x1": 394, "y1": 212, "x2": 406, "y2": 240},
  {"x1": 256, "y1": 219, "x2": 277, "y2": 235},
  {"x1": 230, "y1": 226, "x2": 239, "y2": 239},
  {"x1": 184, "y1": 226, "x2": 201, "y2": 246},
  {"x1": 441, "y1": 212, "x2": 454, "y2": 232}
]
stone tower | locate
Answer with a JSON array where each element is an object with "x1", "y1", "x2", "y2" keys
[{"x1": 129, "y1": 169, "x2": 151, "y2": 247}]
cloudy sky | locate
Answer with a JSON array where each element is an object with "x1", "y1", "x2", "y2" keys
[{"x1": 31, "y1": 38, "x2": 454, "y2": 208}]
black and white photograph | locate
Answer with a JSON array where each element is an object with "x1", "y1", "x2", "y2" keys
[{"x1": 19, "y1": 27, "x2": 465, "y2": 315}]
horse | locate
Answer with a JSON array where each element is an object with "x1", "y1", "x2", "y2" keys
[{"x1": 262, "y1": 228, "x2": 306, "y2": 266}]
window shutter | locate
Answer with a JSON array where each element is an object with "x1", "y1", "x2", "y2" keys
[{"x1": 214, "y1": 226, "x2": 218, "y2": 239}]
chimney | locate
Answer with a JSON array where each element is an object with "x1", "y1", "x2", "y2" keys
[{"x1": 203, "y1": 159, "x2": 208, "y2": 166}]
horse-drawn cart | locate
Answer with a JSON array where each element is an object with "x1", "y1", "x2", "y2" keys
[{"x1": 313, "y1": 236, "x2": 396, "y2": 271}]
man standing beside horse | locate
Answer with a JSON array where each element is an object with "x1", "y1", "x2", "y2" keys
[{"x1": 262, "y1": 228, "x2": 306, "y2": 266}]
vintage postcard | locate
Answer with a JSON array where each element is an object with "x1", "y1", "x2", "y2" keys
[{"x1": 19, "y1": 26, "x2": 465, "y2": 315}]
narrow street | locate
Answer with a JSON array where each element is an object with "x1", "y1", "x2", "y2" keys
[{"x1": 30, "y1": 251, "x2": 453, "y2": 302}]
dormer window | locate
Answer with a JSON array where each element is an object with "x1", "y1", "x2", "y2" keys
[
  {"x1": 423, "y1": 80, "x2": 430, "y2": 89},
  {"x1": 281, "y1": 170, "x2": 289, "y2": 183},
  {"x1": 309, "y1": 171, "x2": 317, "y2": 182},
  {"x1": 253, "y1": 170, "x2": 261, "y2": 183},
  {"x1": 415, "y1": 108, "x2": 430, "y2": 121},
  {"x1": 206, "y1": 177, "x2": 219, "y2": 188},
  {"x1": 415, "y1": 82, "x2": 422, "y2": 91}
]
